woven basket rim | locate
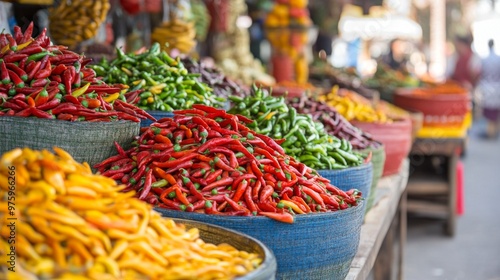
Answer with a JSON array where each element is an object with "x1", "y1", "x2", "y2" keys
[
  {"x1": 317, "y1": 161, "x2": 373, "y2": 173},
  {"x1": 0, "y1": 116, "x2": 137, "y2": 126},
  {"x1": 155, "y1": 200, "x2": 364, "y2": 222},
  {"x1": 171, "y1": 217, "x2": 277, "y2": 280}
]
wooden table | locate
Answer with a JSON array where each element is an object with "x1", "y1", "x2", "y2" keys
[
  {"x1": 347, "y1": 159, "x2": 409, "y2": 280},
  {"x1": 406, "y1": 137, "x2": 465, "y2": 236}
]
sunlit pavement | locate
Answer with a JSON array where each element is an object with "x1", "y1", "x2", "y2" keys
[{"x1": 405, "y1": 118, "x2": 500, "y2": 280}]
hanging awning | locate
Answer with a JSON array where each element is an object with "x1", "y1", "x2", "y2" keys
[{"x1": 338, "y1": 5, "x2": 422, "y2": 41}]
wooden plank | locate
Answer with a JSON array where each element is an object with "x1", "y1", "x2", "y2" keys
[
  {"x1": 407, "y1": 181, "x2": 449, "y2": 195},
  {"x1": 411, "y1": 137, "x2": 465, "y2": 156},
  {"x1": 406, "y1": 200, "x2": 448, "y2": 215},
  {"x1": 346, "y1": 160, "x2": 410, "y2": 280}
]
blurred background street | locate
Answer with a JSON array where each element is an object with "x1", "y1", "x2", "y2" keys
[{"x1": 405, "y1": 118, "x2": 500, "y2": 280}]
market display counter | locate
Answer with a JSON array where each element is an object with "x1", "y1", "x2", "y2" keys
[
  {"x1": 406, "y1": 137, "x2": 465, "y2": 237},
  {"x1": 347, "y1": 159, "x2": 409, "y2": 280}
]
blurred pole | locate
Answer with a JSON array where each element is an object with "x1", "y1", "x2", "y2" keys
[{"x1": 429, "y1": 0, "x2": 446, "y2": 80}]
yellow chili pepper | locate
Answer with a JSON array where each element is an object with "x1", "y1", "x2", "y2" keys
[
  {"x1": 16, "y1": 39, "x2": 34, "y2": 51},
  {"x1": 71, "y1": 82, "x2": 91, "y2": 97},
  {"x1": 103, "y1": 92, "x2": 120, "y2": 103}
]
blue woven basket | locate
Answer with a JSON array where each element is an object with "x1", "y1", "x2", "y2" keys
[
  {"x1": 357, "y1": 146, "x2": 386, "y2": 213},
  {"x1": 140, "y1": 111, "x2": 174, "y2": 127},
  {"x1": 155, "y1": 201, "x2": 364, "y2": 280},
  {"x1": 318, "y1": 162, "x2": 373, "y2": 213}
]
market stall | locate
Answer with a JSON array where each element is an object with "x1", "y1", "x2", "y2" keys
[{"x1": 0, "y1": 0, "x2": 461, "y2": 279}]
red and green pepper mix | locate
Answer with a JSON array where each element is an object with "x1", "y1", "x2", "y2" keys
[
  {"x1": 95, "y1": 105, "x2": 362, "y2": 223},
  {"x1": 0, "y1": 23, "x2": 154, "y2": 122}
]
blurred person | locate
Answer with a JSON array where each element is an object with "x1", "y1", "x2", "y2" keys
[
  {"x1": 450, "y1": 35, "x2": 481, "y2": 90},
  {"x1": 383, "y1": 39, "x2": 407, "y2": 71},
  {"x1": 477, "y1": 39, "x2": 500, "y2": 139}
]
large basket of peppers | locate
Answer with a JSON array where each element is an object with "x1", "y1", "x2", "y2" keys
[
  {"x1": 0, "y1": 24, "x2": 155, "y2": 166},
  {"x1": 95, "y1": 105, "x2": 365, "y2": 280},
  {"x1": 287, "y1": 96, "x2": 385, "y2": 213}
]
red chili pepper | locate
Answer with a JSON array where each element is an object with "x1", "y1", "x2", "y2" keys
[
  {"x1": 112, "y1": 141, "x2": 127, "y2": 158},
  {"x1": 3, "y1": 53, "x2": 28, "y2": 63},
  {"x1": 250, "y1": 160, "x2": 263, "y2": 178},
  {"x1": 6, "y1": 63, "x2": 27, "y2": 81},
  {"x1": 302, "y1": 187, "x2": 326, "y2": 209},
  {"x1": 33, "y1": 88, "x2": 49, "y2": 106},
  {"x1": 162, "y1": 160, "x2": 193, "y2": 175},
  {"x1": 6, "y1": 34, "x2": 16, "y2": 49},
  {"x1": 223, "y1": 196, "x2": 250, "y2": 214},
  {"x1": 201, "y1": 177, "x2": 233, "y2": 192},
  {"x1": 260, "y1": 211, "x2": 294, "y2": 223},
  {"x1": 13, "y1": 26, "x2": 23, "y2": 43},
  {"x1": 27, "y1": 61, "x2": 41, "y2": 81},
  {"x1": 115, "y1": 100, "x2": 156, "y2": 121},
  {"x1": 259, "y1": 184, "x2": 274, "y2": 202},
  {"x1": 30, "y1": 78, "x2": 49, "y2": 88},
  {"x1": 320, "y1": 193, "x2": 340, "y2": 209},
  {"x1": 138, "y1": 169, "x2": 154, "y2": 200},
  {"x1": 0, "y1": 60, "x2": 10, "y2": 84},
  {"x1": 198, "y1": 137, "x2": 236, "y2": 154},
  {"x1": 252, "y1": 180, "x2": 262, "y2": 201},
  {"x1": 7, "y1": 70, "x2": 24, "y2": 87},
  {"x1": 236, "y1": 114, "x2": 253, "y2": 124},
  {"x1": 280, "y1": 187, "x2": 294, "y2": 198},
  {"x1": 291, "y1": 196, "x2": 311, "y2": 213},
  {"x1": 159, "y1": 198, "x2": 183, "y2": 210},
  {"x1": 258, "y1": 133, "x2": 285, "y2": 155},
  {"x1": 212, "y1": 156, "x2": 235, "y2": 172},
  {"x1": 244, "y1": 186, "x2": 258, "y2": 213},
  {"x1": 232, "y1": 179, "x2": 248, "y2": 202},
  {"x1": 0, "y1": 34, "x2": 8, "y2": 50},
  {"x1": 21, "y1": 22, "x2": 34, "y2": 44},
  {"x1": 257, "y1": 202, "x2": 277, "y2": 213},
  {"x1": 183, "y1": 176, "x2": 204, "y2": 201},
  {"x1": 101, "y1": 164, "x2": 134, "y2": 177},
  {"x1": 126, "y1": 164, "x2": 146, "y2": 190},
  {"x1": 56, "y1": 113, "x2": 73, "y2": 121},
  {"x1": 114, "y1": 111, "x2": 140, "y2": 122},
  {"x1": 204, "y1": 169, "x2": 223, "y2": 184},
  {"x1": 227, "y1": 143, "x2": 258, "y2": 162},
  {"x1": 38, "y1": 54, "x2": 50, "y2": 71},
  {"x1": 26, "y1": 96, "x2": 35, "y2": 107},
  {"x1": 51, "y1": 103, "x2": 77, "y2": 115},
  {"x1": 2, "y1": 100, "x2": 23, "y2": 111},
  {"x1": 254, "y1": 147, "x2": 280, "y2": 168},
  {"x1": 153, "y1": 153, "x2": 198, "y2": 168},
  {"x1": 19, "y1": 56, "x2": 28, "y2": 71},
  {"x1": 62, "y1": 67, "x2": 74, "y2": 93},
  {"x1": 34, "y1": 64, "x2": 51, "y2": 80},
  {"x1": 15, "y1": 107, "x2": 31, "y2": 117},
  {"x1": 32, "y1": 28, "x2": 47, "y2": 46},
  {"x1": 51, "y1": 64, "x2": 67, "y2": 75}
]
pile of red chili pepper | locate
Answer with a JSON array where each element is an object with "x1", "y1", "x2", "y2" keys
[
  {"x1": 0, "y1": 23, "x2": 154, "y2": 122},
  {"x1": 94, "y1": 105, "x2": 362, "y2": 223}
]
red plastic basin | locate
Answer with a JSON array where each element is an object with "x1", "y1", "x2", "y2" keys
[
  {"x1": 352, "y1": 117, "x2": 412, "y2": 176},
  {"x1": 394, "y1": 88, "x2": 470, "y2": 127}
]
